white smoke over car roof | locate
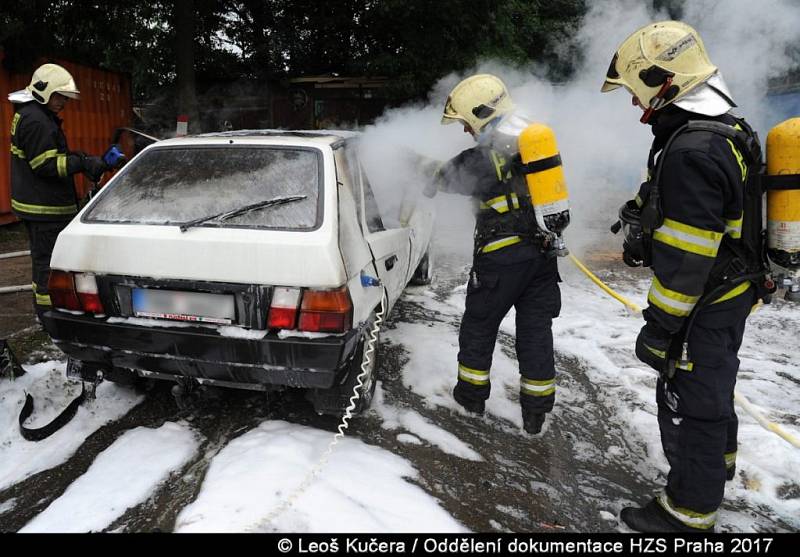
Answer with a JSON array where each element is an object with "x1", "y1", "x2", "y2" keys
[{"x1": 357, "y1": 0, "x2": 800, "y2": 259}]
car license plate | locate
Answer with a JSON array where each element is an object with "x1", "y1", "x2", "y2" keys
[{"x1": 132, "y1": 288, "x2": 235, "y2": 324}]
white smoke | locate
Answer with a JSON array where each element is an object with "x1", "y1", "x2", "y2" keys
[{"x1": 359, "y1": 0, "x2": 800, "y2": 258}]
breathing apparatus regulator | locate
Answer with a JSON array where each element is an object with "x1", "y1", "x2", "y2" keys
[
  {"x1": 610, "y1": 200, "x2": 647, "y2": 267},
  {"x1": 442, "y1": 74, "x2": 571, "y2": 256}
]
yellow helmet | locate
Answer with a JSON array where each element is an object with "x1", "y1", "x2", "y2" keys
[
  {"x1": 441, "y1": 74, "x2": 515, "y2": 133},
  {"x1": 27, "y1": 63, "x2": 81, "y2": 104},
  {"x1": 601, "y1": 21, "x2": 717, "y2": 122}
]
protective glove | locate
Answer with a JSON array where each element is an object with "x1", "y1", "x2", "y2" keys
[
  {"x1": 102, "y1": 144, "x2": 127, "y2": 169},
  {"x1": 422, "y1": 180, "x2": 439, "y2": 198},
  {"x1": 81, "y1": 155, "x2": 109, "y2": 183},
  {"x1": 635, "y1": 321, "x2": 674, "y2": 377}
]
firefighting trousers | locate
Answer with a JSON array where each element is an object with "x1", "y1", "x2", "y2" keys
[
  {"x1": 23, "y1": 219, "x2": 69, "y2": 317},
  {"x1": 455, "y1": 252, "x2": 560, "y2": 414},
  {"x1": 655, "y1": 308, "x2": 748, "y2": 523}
]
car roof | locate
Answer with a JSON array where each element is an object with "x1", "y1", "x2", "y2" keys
[{"x1": 151, "y1": 129, "x2": 360, "y2": 148}]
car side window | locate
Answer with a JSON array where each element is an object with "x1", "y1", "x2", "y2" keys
[
  {"x1": 335, "y1": 146, "x2": 363, "y2": 231},
  {"x1": 343, "y1": 143, "x2": 385, "y2": 234},
  {"x1": 360, "y1": 170, "x2": 385, "y2": 233}
]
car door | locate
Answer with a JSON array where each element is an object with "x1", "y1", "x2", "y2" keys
[
  {"x1": 348, "y1": 148, "x2": 411, "y2": 309},
  {"x1": 400, "y1": 189, "x2": 435, "y2": 284}
]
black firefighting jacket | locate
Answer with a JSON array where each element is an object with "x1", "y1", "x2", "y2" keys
[
  {"x1": 10, "y1": 102, "x2": 84, "y2": 221},
  {"x1": 638, "y1": 107, "x2": 755, "y2": 334},
  {"x1": 436, "y1": 140, "x2": 542, "y2": 265}
]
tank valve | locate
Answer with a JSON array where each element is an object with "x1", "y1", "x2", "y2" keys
[{"x1": 554, "y1": 235, "x2": 569, "y2": 257}]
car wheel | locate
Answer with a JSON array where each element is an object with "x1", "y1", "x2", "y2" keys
[
  {"x1": 307, "y1": 327, "x2": 380, "y2": 417},
  {"x1": 340, "y1": 330, "x2": 379, "y2": 416},
  {"x1": 410, "y1": 245, "x2": 434, "y2": 285}
]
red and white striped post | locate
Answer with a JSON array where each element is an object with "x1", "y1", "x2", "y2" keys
[{"x1": 176, "y1": 114, "x2": 189, "y2": 137}]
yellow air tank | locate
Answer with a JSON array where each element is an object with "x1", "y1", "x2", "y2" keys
[
  {"x1": 766, "y1": 117, "x2": 800, "y2": 271},
  {"x1": 518, "y1": 123, "x2": 570, "y2": 255}
]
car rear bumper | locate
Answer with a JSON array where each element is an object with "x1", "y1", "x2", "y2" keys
[{"x1": 42, "y1": 311, "x2": 361, "y2": 390}]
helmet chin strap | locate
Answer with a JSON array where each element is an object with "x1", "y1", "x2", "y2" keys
[{"x1": 640, "y1": 77, "x2": 674, "y2": 124}]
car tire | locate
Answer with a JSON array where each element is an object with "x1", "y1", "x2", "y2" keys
[
  {"x1": 410, "y1": 245, "x2": 434, "y2": 285},
  {"x1": 339, "y1": 329, "x2": 379, "y2": 416},
  {"x1": 308, "y1": 323, "x2": 380, "y2": 417}
]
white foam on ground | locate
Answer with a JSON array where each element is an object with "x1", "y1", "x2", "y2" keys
[
  {"x1": 0, "y1": 361, "x2": 143, "y2": 491},
  {"x1": 21, "y1": 422, "x2": 199, "y2": 532},
  {"x1": 174, "y1": 420, "x2": 466, "y2": 533},
  {"x1": 373, "y1": 386, "x2": 482, "y2": 461}
]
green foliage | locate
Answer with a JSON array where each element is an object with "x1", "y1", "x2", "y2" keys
[{"x1": 0, "y1": 0, "x2": 587, "y2": 103}]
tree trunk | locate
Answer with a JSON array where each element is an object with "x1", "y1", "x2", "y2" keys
[{"x1": 174, "y1": 0, "x2": 199, "y2": 133}]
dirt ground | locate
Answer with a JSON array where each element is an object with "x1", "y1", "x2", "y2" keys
[{"x1": 0, "y1": 223, "x2": 48, "y2": 362}]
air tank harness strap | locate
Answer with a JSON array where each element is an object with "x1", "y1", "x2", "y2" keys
[
  {"x1": 664, "y1": 271, "x2": 763, "y2": 378},
  {"x1": 504, "y1": 153, "x2": 563, "y2": 177},
  {"x1": 763, "y1": 174, "x2": 800, "y2": 190},
  {"x1": 19, "y1": 384, "x2": 86, "y2": 441}
]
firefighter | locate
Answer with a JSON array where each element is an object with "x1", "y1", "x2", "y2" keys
[
  {"x1": 602, "y1": 21, "x2": 765, "y2": 532},
  {"x1": 8, "y1": 63, "x2": 109, "y2": 318},
  {"x1": 424, "y1": 74, "x2": 561, "y2": 435}
]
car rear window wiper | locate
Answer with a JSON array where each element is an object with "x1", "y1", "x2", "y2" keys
[{"x1": 179, "y1": 195, "x2": 307, "y2": 232}]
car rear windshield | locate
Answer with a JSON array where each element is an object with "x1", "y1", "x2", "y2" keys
[{"x1": 84, "y1": 146, "x2": 322, "y2": 230}]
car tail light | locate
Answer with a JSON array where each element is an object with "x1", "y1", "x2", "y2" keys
[
  {"x1": 75, "y1": 273, "x2": 105, "y2": 314},
  {"x1": 48, "y1": 270, "x2": 81, "y2": 311},
  {"x1": 268, "y1": 287, "x2": 301, "y2": 329},
  {"x1": 48, "y1": 271, "x2": 105, "y2": 314},
  {"x1": 298, "y1": 287, "x2": 353, "y2": 333}
]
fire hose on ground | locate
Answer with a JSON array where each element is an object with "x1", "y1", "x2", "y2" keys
[
  {"x1": 0, "y1": 284, "x2": 32, "y2": 294},
  {"x1": 0, "y1": 250, "x2": 31, "y2": 260},
  {"x1": 567, "y1": 253, "x2": 800, "y2": 450},
  {"x1": 1, "y1": 250, "x2": 33, "y2": 295}
]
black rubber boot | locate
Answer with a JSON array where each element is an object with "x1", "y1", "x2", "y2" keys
[
  {"x1": 621, "y1": 498, "x2": 712, "y2": 533},
  {"x1": 452, "y1": 385, "x2": 484, "y2": 415},
  {"x1": 726, "y1": 465, "x2": 736, "y2": 481},
  {"x1": 522, "y1": 408, "x2": 546, "y2": 434}
]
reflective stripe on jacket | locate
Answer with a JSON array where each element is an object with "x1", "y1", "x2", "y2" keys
[
  {"x1": 436, "y1": 144, "x2": 535, "y2": 256},
  {"x1": 10, "y1": 102, "x2": 82, "y2": 221},
  {"x1": 642, "y1": 113, "x2": 754, "y2": 332}
]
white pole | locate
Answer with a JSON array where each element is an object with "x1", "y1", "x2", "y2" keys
[
  {"x1": 0, "y1": 284, "x2": 32, "y2": 294},
  {"x1": 0, "y1": 250, "x2": 30, "y2": 260}
]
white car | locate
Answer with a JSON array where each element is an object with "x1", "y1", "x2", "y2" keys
[{"x1": 43, "y1": 130, "x2": 434, "y2": 415}]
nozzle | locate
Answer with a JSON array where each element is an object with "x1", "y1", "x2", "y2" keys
[{"x1": 610, "y1": 220, "x2": 622, "y2": 234}]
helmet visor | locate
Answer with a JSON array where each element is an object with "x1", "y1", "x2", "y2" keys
[
  {"x1": 441, "y1": 95, "x2": 464, "y2": 125},
  {"x1": 601, "y1": 53, "x2": 624, "y2": 92}
]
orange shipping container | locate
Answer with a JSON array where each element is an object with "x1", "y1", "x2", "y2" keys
[{"x1": 0, "y1": 54, "x2": 132, "y2": 225}]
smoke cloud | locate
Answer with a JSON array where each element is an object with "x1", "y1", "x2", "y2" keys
[{"x1": 358, "y1": 0, "x2": 800, "y2": 259}]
